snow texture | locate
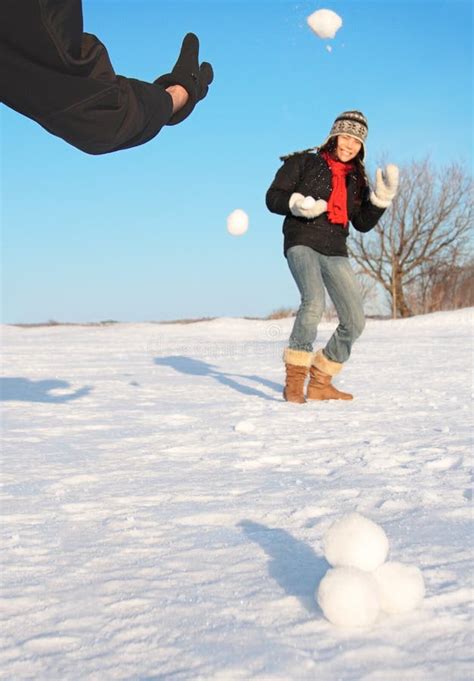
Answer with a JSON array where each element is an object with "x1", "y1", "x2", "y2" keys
[
  {"x1": 227, "y1": 208, "x2": 249, "y2": 236},
  {"x1": 323, "y1": 512, "x2": 390, "y2": 571},
  {"x1": 317, "y1": 567, "x2": 380, "y2": 628},
  {"x1": 374, "y1": 562, "x2": 426, "y2": 615},
  {"x1": 1, "y1": 308, "x2": 473, "y2": 679},
  {"x1": 307, "y1": 9, "x2": 343, "y2": 39}
]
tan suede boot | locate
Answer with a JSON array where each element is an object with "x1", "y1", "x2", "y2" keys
[
  {"x1": 307, "y1": 349, "x2": 353, "y2": 401},
  {"x1": 283, "y1": 348, "x2": 313, "y2": 403}
]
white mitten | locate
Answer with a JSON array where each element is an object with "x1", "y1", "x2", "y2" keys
[
  {"x1": 289, "y1": 193, "x2": 328, "y2": 219},
  {"x1": 370, "y1": 164, "x2": 399, "y2": 208}
]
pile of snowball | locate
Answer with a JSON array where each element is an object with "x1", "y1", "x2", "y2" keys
[{"x1": 317, "y1": 513, "x2": 425, "y2": 628}]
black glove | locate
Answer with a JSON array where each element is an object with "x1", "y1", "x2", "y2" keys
[{"x1": 155, "y1": 33, "x2": 214, "y2": 125}]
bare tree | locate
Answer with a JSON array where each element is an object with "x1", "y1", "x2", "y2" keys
[
  {"x1": 408, "y1": 256, "x2": 474, "y2": 314},
  {"x1": 349, "y1": 158, "x2": 473, "y2": 318}
]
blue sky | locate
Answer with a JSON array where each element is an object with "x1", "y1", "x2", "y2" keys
[{"x1": 1, "y1": 0, "x2": 472, "y2": 323}]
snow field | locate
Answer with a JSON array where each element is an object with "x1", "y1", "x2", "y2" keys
[{"x1": 1, "y1": 309, "x2": 473, "y2": 679}]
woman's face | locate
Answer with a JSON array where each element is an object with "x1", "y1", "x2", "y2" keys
[{"x1": 335, "y1": 134, "x2": 362, "y2": 162}]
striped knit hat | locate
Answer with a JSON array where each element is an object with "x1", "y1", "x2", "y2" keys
[{"x1": 322, "y1": 110, "x2": 368, "y2": 158}]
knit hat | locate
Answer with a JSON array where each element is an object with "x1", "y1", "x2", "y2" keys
[{"x1": 322, "y1": 110, "x2": 368, "y2": 158}]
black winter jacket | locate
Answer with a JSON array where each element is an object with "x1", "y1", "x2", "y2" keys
[
  {"x1": 266, "y1": 151, "x2": 385, "y2": 257},
  {"x1": 0, "y1": 0, "x2": 173, "y2": 155}
]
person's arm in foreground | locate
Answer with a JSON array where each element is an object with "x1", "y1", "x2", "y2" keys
[{"x1": 0, "y1": 0, "x2": 214, "y2": 154}]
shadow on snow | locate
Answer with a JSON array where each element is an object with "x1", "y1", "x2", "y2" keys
[
  {"x1": 238, "y1": 520, "x2": 329, "y2": 614},
  {"x1": 0, "y1": 377, "x2": 93, "y2": 403},
  {"x1": 154, "y1": 356, "x2": 282, "y2": 402}
]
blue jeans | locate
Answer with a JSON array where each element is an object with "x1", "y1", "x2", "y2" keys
[{"x1": 286, "y1": 245, "x2": 365, "y2": 363}]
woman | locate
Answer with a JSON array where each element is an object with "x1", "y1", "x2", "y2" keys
[{"x1": 265, "y1": 110, "x2": 399, "y2": 403}]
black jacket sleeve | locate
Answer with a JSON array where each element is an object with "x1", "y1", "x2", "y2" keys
[
  {"x1": 351, "y1": 187, "x2": 386, "y2": 233},
  {"x1": 0, "y1": 0, "x2": 173, "y2": 155},
  {"x1": 265, "y1": 154, "x2": 304, "y2": 216}
]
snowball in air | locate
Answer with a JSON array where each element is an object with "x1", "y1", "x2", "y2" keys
[
  {"x1": 227, "y1": 209, "x2": 249, "y2": 236},
  {"x1": 307, "y1": 9, "x2": 343, "y2": 39},
  {"x1": 373, "y1": 562, "x2": 425, "y2": 614},
  {"x1": 317, "y1": 567, "x2": 380, "y2": 628},
  {"x1": 323, "y1": 513, "x2": 389, "y2": 572}
]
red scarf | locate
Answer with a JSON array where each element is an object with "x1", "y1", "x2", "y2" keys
[{"x1": 322, "y1": 151, "x2": 353, "y2": 226}]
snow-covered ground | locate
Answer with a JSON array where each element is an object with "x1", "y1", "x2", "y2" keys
[{"x1": 1, "y1": 309, "x2": 473, "y2": 680}]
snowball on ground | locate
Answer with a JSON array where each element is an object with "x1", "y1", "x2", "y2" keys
[
  {"x1": 307, "y1": 9, "x2": 343, "y2": 39},
  {"x1": 374, "y1": 561, "x2": 425, "y2": 614},
  {"x1": 227, "y1": 209, "x2": 249, "y2": 236},
  {"x1": 317, "y1": 567, "x2": 380, "y2": 628},
  {"x1": 323, "y1": 513, "x2": 389, "y2": 572},
  {"x1": 234, "y1": 419, "x2": 256, "y2": 434}
]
